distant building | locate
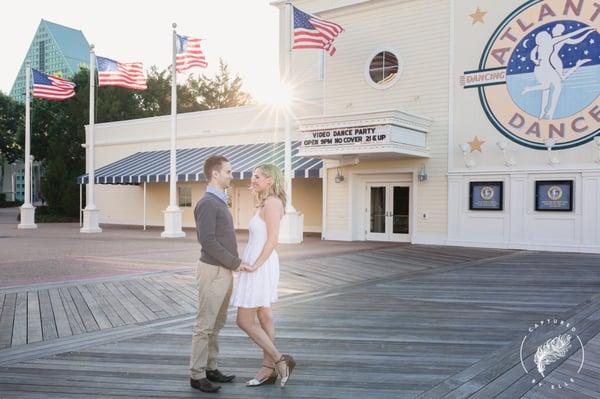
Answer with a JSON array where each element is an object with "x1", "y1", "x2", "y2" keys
[{"x1": 9, "y1": 19, "x2": 89, "y2": 102}]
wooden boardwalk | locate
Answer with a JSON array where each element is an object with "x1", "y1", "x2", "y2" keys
[{"x1": 0, "y1": 245, "x2": 599, "y2": 398}]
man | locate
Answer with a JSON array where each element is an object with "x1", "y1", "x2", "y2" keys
[{"x1": 189, "y1": 155, "x2": 249, "y2": 393}]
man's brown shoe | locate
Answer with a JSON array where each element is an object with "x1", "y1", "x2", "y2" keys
[
  {"x1": 206, "y1": 369, "x2": 235, "y2": 383},
  {"x1": 190, "y1": 377, "x2": 221, "y2": 393}
]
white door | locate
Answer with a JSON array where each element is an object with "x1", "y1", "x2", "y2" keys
[{"x1": 366, "y1": 183, "x2": 411, "y2": 242}]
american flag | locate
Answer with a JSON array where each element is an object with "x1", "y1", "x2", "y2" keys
[
  {"x1": 293, "y1": 6, "x2": 344, "y2": 56},
  {"x1": 176, "y1": 34, "x2": 207, "y2": 72},
  {"x1": 31, "y1": 69, "x2": 76, "y2": 100},
  {"x1": 96, "y1": 56, "x2": 147, "y2": 90}
]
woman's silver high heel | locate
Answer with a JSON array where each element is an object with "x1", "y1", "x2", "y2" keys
[
  {"x1": 245, "y1": 365, "x2": 278, "y2": 387},
  {"x1": 275, "y1": 354, "x2": 296, "y2": 388}
]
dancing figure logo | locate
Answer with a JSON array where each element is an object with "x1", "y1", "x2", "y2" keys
[{"x1": 462, "y1": 0, "x2": 600, "y2": 149}]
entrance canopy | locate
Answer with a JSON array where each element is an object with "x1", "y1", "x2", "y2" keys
[{"x1": 77, "y1": 141, "x2": 322, "y2": 184}]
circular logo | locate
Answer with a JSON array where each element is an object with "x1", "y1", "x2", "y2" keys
[
  {"x1": 480, "y1": 186, "x2": 495, "y2": 200},
  {"x1": 547, "y1": 185, "x2": 563, "y2": 200},
  {"x1": 520, "y1": 318, "x2": 585, "y2": 391},
  {"x1": 478, "y1": 0, "x2": 600, "y2": 149}
]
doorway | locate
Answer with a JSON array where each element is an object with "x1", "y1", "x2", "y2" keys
[{"x1": 366, "y1": 183, "x2": 411, "y2": 242}]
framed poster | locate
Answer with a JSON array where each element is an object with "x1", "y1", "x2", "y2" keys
[
  {"x1": 469, "y1": 181, "x2": 503, "y2": 211},
  {"x1": 535, "y1": 180, "x2": 573, "y2": 212}
]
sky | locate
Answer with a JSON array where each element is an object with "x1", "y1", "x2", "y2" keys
[{"x1": 1, "y1": 0, "x2": 281, "y2": 102}]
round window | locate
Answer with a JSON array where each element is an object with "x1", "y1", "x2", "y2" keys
[{"x1": 366, "y1": 50, "x2": 401, "y2": 88}]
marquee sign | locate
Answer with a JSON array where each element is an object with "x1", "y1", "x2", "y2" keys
[
  {"x1": 301, "y1": 125, "x2": 389, "y2": 148},
  {"x1": 462, "y1": 0, "x2": 600, "y2": 149}
]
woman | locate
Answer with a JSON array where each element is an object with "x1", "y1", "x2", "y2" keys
[{"x1": 231, "y1": 164, "x2": 296, "y2": 388}]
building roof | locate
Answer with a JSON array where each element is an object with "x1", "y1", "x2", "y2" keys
[{"x1": 42, "y1": 19, "x2": 89, "y2": 74}]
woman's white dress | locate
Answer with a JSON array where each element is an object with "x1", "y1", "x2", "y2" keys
[{"x1": 231, "y1": 212, "x2": 280, "y2": 308}]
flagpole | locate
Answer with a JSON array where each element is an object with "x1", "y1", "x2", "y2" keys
[
  {"x1": 284, "y1": 3, "x2": 293, "y2": 212},
  {"x1": 81, "y1": 44, "x2": 102, "y2": 233},
  {"x1": 278, "y1": 1, "x2": 303, "y2": 244},
  {"x1": 161, "y1": 22, "x2": 185, "y2": 238},
  {"x1": 18, "y1": 61, "x2": 37, "y2": 229}
]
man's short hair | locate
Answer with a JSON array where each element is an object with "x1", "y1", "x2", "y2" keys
[{"x1": 203, "y1": 155, "x2": 229, "y2": 182}]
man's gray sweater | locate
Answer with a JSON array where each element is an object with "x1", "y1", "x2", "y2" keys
[{"x1": 194, "y1": 192, "x2": 241, "y2": 271}]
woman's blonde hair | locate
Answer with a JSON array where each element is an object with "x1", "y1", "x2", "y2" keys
[{"x1": 254, "y1": 164, "x2": 287, "y2": 209}]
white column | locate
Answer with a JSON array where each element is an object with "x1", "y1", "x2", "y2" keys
[
  {"x1": 161, "y1": 23, "x2": 185, "y2": 238},
  {"x1": 18, "y1": 61, "x2": 37, "y2": 229},
  {"x1": 278, "y1": 3, "x2": 303, "y2": 243},
  {"x1": 81, "y1": 44, "x2": 102, "y2": 233}
]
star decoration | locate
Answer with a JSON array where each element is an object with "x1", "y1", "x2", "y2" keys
[
  {"x1": 470, "y1": 7, "x2": 487, "y2": 24},
  {"x1": 468, "y1": 136, "x2": 485, "y2": 152}
]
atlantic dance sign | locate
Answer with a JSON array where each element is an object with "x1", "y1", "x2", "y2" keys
[{"x1": 462, "y1": 0, "x2": 600, "y2": 149}]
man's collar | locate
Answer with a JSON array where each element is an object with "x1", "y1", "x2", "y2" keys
[{"x1": 207, "y1": 185, "x2": 228, "y2": 204}]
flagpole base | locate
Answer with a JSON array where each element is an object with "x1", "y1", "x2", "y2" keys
[
  {"x1": 18, "y1": 204, "x2": 38, "y2": 229},
  {"x1": 80, "y1": 207, "x2": 102, "y2": 233},
  {"x1": 161, "y1": 206, "x2": 186, "y2": 238},
  {"x1": 278, "y1": 208, "x2": 303, "y2": 244}
]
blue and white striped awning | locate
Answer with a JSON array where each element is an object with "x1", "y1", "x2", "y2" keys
[{"x1": 77, "y1": 141, "x2": 322, "y2": 184}]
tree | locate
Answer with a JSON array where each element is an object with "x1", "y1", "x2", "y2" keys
[
  {"x1": 3, "y1": 58, "x2": 253, "y2": 216},
  {"x1": 32, "y1": 69, "x2": 90, "y2": 216},
  {"x1": 138, "y1": 66, "x2": 211, "y2": 116},
  {"x1": 0, "y1": 92, "x2": 23, "y2": 163},
  {"x1": 188, "y1": 59, "x2": 253, "y2": 110}
]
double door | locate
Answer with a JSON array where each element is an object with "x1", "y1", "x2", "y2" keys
[{"x1": 366, "y1": 183, "x2": 411, "y2": 242}]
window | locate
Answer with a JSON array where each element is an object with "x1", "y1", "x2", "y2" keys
[
  {"x1": 178, "y1": 187, "x2": 192, "y2": 207},
  {"x1": 38, "y1": 41, "x2": 45, "y2": 71},
  {"x1": 365, "y1": 49, "x2": 402, "y2": 89}
]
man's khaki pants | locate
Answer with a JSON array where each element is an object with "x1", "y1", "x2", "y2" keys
[{"x1": 189, "y1": 261, "x2": 233, "y2": 380}]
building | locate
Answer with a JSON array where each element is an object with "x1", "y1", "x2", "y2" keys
[
  {"x1": 0, "y1": 159, "x2": 43, "y2": 203},
  {"x1": 80, "y1": 0, "x2": 600, "y2": 253},
  {"x1": 9, "y1": 19, "x2": 89, "y2": 102},
  {"x1": 2, "y1": 20, "x2": 89, "y2": 204}
]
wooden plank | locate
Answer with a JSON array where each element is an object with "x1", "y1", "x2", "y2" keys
[
  {"x1": 93, "y1": 283, "x2": 136, "y2": 325},
  {"x1": 131, "y1": 279, "x2": 185, "y2": 316},
  {"x1": 26, "y1": 291, "x2": 43, "y2": 344},
  {"x1": 48, "y1": 288, "x2": 72, "y2": 338},
  {"x1": 145, "y1": 278, "x2": 195, "y2": 313},
  {"x1": 77, "y1": 285, "x2": 113, "y2": 330},
  {"x1": 121, "y1": 280, "x2": 164, "y2": 315},
  {"x1": 103, "y1": 282, "x2": 151, "y2": 323},
  {"x1": 38, "y1": 290, "x2": 58, "y2": 341},
  {"x1": 0, "y1": 293, "x2": 16, "y2": 349},
  {"x1": 11, "y1": 292, "x2": 27, "y2": 347},
  {"x1": 67, "y1": 287, "x2": 99, "y2": 333},
  {"x1": 0, "y1": 247, "x2": 597, "y2": 399},
  {"x1": 84, "y1": 284, "x2": 124, "y2": 328},
  {"x1": 58, "y1": 287, "x2": 85, "y2": 335}
]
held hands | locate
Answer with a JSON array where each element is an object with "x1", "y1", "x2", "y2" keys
[{"x1": 238, "y1": 262, "x2": 259, "y2": 273}]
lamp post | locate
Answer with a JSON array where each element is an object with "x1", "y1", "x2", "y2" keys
[
  {"x1": 459, "y1": 143, "x2": 475, "y2": 168},
  {"x1": 544, "y1": 138, "x2": 559, "y2": 166},
  {"x1": 496, "y1": 141, "x2": 516, "y2": 167},
  {"x1": 594, "y1": 136, "x2": 600, "y2": 164}
]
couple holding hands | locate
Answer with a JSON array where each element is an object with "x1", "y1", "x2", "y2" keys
[{"x1": 189, "y1": 155, "x2": 295, "y2": 393}]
